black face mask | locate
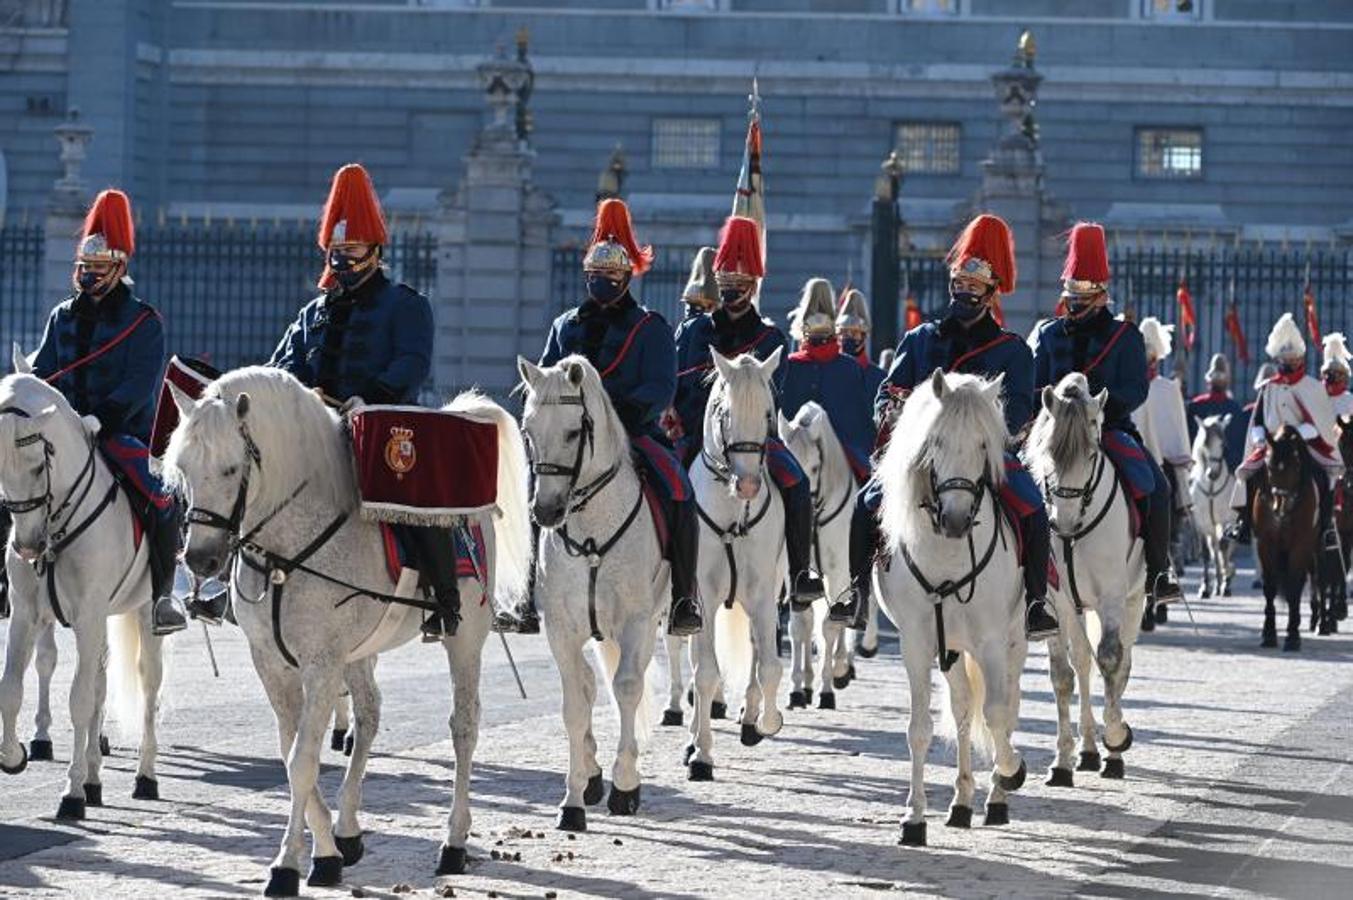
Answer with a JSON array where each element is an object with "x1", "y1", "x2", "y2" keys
[
  {"x1": 947, "y1": 282, "x2": 991, "y2": 323},
  {"x1": 720, "y1": 287, "x2": 753, "y2": 315},
  {"x1": 329, "y1": 246, "x2": 380, "y2": 291},
  {"x1": 586, "y1": 274, "x2": 628, "y2": 305},
  {"x1": 840, "y1": 337, "x2": 864, "y2": 357},
  {"x1": 77, "y1": 269, "x2": 104, "y2": 293}
]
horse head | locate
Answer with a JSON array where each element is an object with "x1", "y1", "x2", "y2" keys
[
  {"x1": 1027, "y1": 373, "x2": 1109, "y2": 529},
  {"x1": 777, "y1": 402, "x2": 826, "y2": 490},
  {"x1": 707, "y1": 348, "x2": 780, "y2": 502},
  {"x1": 517, "y1": 355, "x2": 624, "y2": 529},
  {"x1": 0, "y1": 374, "x2": 89, "y2": 561},
  {"x1": 1337, "y1": 415, "x2": 1353, "y2": 469},
  {"x1": 1194, "y1": 413, "x2": 1231, "y2": 482}
]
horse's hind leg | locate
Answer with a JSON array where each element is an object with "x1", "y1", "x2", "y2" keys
[
  {"x1": 331, "y1": 691, "x2": 352, "y2": 753},
  {"x1": 439, "y1": 598, "x2": 488, "y2": 871},
  {"x1": 977, "y1": 640, "x2": 1025, "y2": 811},
  {"x1": 32, "y1": 624, "x2": 57, "y2": 756},
  {"x1": 335, "y1": 657, "x2": 379, "y2": 864},
  {"x1": 1046, "y1": 633, "x2": 1077, "y2": 785},
  {"x1": 899, "y1": 630, "x2": 933, "y2": 846}
]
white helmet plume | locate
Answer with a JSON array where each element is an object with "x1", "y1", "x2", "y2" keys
[
  {"x1": 1138, "y1": 316, "x2": 1173, "y2": 362},
  {"x1": 1265, "y1": 312, "x2": 1306, "y2": 361},
  {"x1": 1322, "y1": 332, "x2": 1351, "y2": 374}
]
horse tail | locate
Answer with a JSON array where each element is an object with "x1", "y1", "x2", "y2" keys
[
  {"x1": 106, "y1": 611, "x2": 148, "y2": 742},
  {"x1": 939, "y1": 652, "x2": 995, "y2": 762},
  {"x1": 715, "y1": 601, "x2": 754, "y2": 702},
  {"x1": 446, "y1": 392, "x2": 531, "y2": 615},
  {"x1": 590, "y1": 640, "x2": 659, "y2": 749}
]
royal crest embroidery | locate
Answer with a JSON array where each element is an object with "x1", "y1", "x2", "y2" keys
[{"x1": 384, "y1": 425, "x2": 416, "y2": 479}]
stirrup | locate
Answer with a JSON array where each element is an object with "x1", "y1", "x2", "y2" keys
[
  {"x1": 827, "y1": 587, "x2": 857, "y2": 624},
  {"x1": 493, "y1": 604, "x2": 540, "y2": 635},
  {"x1": 151, "y1": 597, "x2": 188, "y2": 637},
  {"x1": 1025, "y1": 598, "x2": 1059, "y2": 641},
  {"x1": 186, "y1": 587, "x2": 229, "y2": 626},
  {"x1": 667, "y1": 597, "x2": 703, "y2": 637}
]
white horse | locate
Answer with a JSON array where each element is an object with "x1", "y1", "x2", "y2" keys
[
  {"x1": 686, "y1": 350, "x2": 787, "y2": 779},
  {"x1": 0, "y1": 369, "x2": 165, "y2": 819},
  {"x1": 1190, "y1": 414, "x2": 1237, "y2": 599},
  {"x1": 1025, "y1": 373, "x2": 1146, "y2": 785},
  {"x1": 661, "y1": 634, "x2": 727, "y2": 726},
  {"x1": 876, "y1": 369, "x2": 1028, "y2": 846},
  {"x1": 516, "y1": 355, "x2": 665, "y2": 830},
  {"x1": 165, "y1": 366, "x2": 529, "y2": 896},
  {"x1": 778, "y1": 402, "x2": 854, "y2": 710}
]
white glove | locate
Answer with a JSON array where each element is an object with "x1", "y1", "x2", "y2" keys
[
  {"x1": 1249, "y1": 426, "x2": 1266, "y2": 444},
  {"x1": 1297, "y1": 422, "x2": 1318, "y2": 441},
  {"x1": 80, "y1": 414, "x2": 101, "y2": 435}
]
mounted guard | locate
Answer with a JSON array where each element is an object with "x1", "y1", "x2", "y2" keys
[
  {"x1": 518, "y1": 198, "x2": 703, "y2": 638},
  {"x1": 263, "y1": 163, "x2": 463, "y2": 642},
  {"x1": 1030, "y1": 222, "x2": 1184, "y2": 608},
  {"x1": 672, "y1": 215, "x2": 826, "y2": 608},
  {"x1": 853, "y1": 213, "x2": 1058, "y2": 640},
  {"x1": 668, "y1": 246, "x2": 719, "y2": 464},
  {"x1": 1322, "y1": 333, "x2": 1353, "y2": 419},
  {"x1": 1187, "y1": 353, "x2": 1247, "y2": 471},
  {"x1": 835, "y1": 287, "x2": 886, "y2": 403}
]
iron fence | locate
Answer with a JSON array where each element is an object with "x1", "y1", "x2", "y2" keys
[
  {"x1": 0, "y1": 224, "x2": 47, "y2": 352},
  {"x1": 552, "y1": 246, "x2": 701, "y2": 327}
]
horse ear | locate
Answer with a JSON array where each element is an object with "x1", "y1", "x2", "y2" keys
[
  {"x1": 235, "y1": 392, "x2": 251, "y2": 421},
  {"x1": 929, "y1": 367, "x2": 946, "y2": 399},
  {"x1": 11, "y1": 342, "x2": 32, "y2": 375},
  {"x1": 565, "y1": 360, "x2": 586, "y2": 388},
  {"x1": 1220, "y1": 413, "x2": 1233, "y2": 429},
  {"x1": 1041, "y1": 385, "x2": 1056, "y2": 413},
  {"x1": 761, "y1": 346, "x2": 784, "y2": 378},
  {"x1": 1092, "y1": 389, "x2": 1109, "y2": 415},
  {"x1": 776, "y1": 409, "x2": 792, "y2": 439},
  {"x1": 168, "y1": 381, "x2": 198, "y2": 420},
  {"x1": 712, "y1": 351, "x2": 735, "y2": 382},
  {"x1": 984, "y1": 372, "x2": 1005, "y2": 401},
  {"x1": 517, "y1": 357, "x2": 543, "y2": 393},
  {"x1": 1192, "y1": 414, "x2": 1205, "y2": 433}
]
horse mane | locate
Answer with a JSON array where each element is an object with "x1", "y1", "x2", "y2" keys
[
  {"x1": 525, "y1": 355, "x2": 630, "y2": 472},
  {"x1": 878, "y1": 371, "x2": 1007, "y2": 552},
  {"x1": 164, "y1": 366, "x2": 356, "y2": 515},
  {"x1": 1026, "y1": 373, "x2": 1099, "y2": 485},
  {"x1": 708, "y1": 354, "x2": 774, "y2": 443}
]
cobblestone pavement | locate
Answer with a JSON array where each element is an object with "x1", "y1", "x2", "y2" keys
[{"x1": 2, "y1": 564, "x2": 1352, "y2": 899}]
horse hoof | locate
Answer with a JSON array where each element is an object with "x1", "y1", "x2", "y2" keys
[
  {"x1": 583, "y1": 772, "x2": 605, "y2": 806},
  {"x1": 28, "y1": 739, "x2": 53, "y2": 762},
  {"x1": 335, "y1": 833, "x2": 365, "y2": 867},
  {"x1": 1104, "y1": 724, "x2": 1134, "y2": 754},
  {"x1": 1222, "y1": 586, "x2": 1233, "y2": 597},
  {"x1": 607, "y1": 784, "x2": 641, "y2": 816},
  {"x1": 804, "y1": 688, "x2": 814, "y2": 705},
  {"x1": 56, "y1": 795, "x2": 85, "y2": 821},
  {"x1": 833, "y1": 674, "x2": 852, "y2": 690},
  {"x1": 687, "y1": 760, "x2": 715, "y2": 782},
  {"x1": 661, "y1": 709, "x2": 684, "y2": 727},
  {"x1": 1283, "y1": 633, "x2": 1301, "y2": 652},
  {"x1": 1, "y1": 744, "x2": 29, "y2": 775},
  {"x1": 995, "y1": 759, "x2": 1027, "y2": 793},
  {"x1": 1261, "y1": 628, "x2": 1278, "y2": 648},
  {"x1": 1198, "y1": 587, "x2": 1212, "y2": 600},
  {"x1": 740, "y1": 723, "x2": 764, "y2": 747},
  {"x1": 945, "y1": 805, "x2": 972, "y2": 828},
  {"x1": 99, "y1": 734, "x2": 110, "y2": 757},
  {"x1": 1045, "y1": 767, "x2": 1074, "y2": 788},
  {"x1": 984, "y1": 803, "x2": 1009, "y2": 827},
  {"x1": 556, "y1": 807, "x2": 586, "y2": 833},
  {"x1": 857, "y1": 642, "x2": 879, "y2": 659},
  {"x1": 1139, "y1": 610, "x2": 1155, "y2": 633},
  {"x1": 1101, "y1": 758, "x2": 1125, "y2": 780},
  {"x1": 132, "y1": 775, "x2": 159, "y2": 801},
  {"x1": 818, "y1": 692, "x2": 836, "y2": 711},
  {"x1": 710, "y1": 701, "x2": 728, "y2": 720},
  {"x1": 788, "y1": 690, "x2": 807, "y2": 709},
  {"x1": 1076, "y1": 751, "x2": 1101, "y2": 772},
  {"x1": 83, "y1": 783, "x2": 103, "y2": 807},
  {"x1": 330, "y1": 728, "x2": 347, "y2": 752},
  {"x1": 344, "y1": 733, "x2": 354, "y2": 757},
  {"x1": 306, "y1": 856, "x2": 344, "y2": 888},
  {"x1": 899, "y1": 821, "x2": 927, "y2": 847},
  {"x1": 1154, "y1": 604, "x2": 1168, "y2": 624},
  {"x1": 435, "y1": 844, "x2": 468, "y2": 876},
  {"x1": 263, "y1": 866, "x2": 301, "y2": 897}
]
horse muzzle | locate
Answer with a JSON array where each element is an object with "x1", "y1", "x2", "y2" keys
[
  {"x1": 939, "y1": 507, "x2": 976, "y2": 539},
  {"x1": 532, "y1": 502, "x2": 566, "y2": 529},
  {"x1": 184, "y1": 545, "x2": 227, "y2": 579},
  {"x1": 734, "y1": 475, "x2": 762, "y2": 501}
]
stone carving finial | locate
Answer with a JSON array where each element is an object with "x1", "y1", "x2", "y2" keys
[
  {"x1": 53, "y1": 108, "x2": 93, "y2": 194},
  {"x1": 478, "y1": 51, "x2": 531, "y2": 139}
]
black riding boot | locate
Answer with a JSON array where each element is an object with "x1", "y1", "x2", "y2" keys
[
  {"x1": 1022, "y1": 509, "x2": 1059, "y2": 641},
  {"x1": 411, "y1": 527, "x2": 461, "y2": 642},
  {"x1": 668, "y1": 500, "x2": 703, "y2": 636},
  {"x1": 1225, "y1": 479, "x2": 1258, "y2": 545},
  {"x1": 781, "y1": 479, "x2": 825, "y2": 609},
  {"x1": 494, "y1": 524, "x2": 541, "y2": 634},
  {"x1": 0, "y1": 509, "x2": 8, "y2": 620},
  {"x1": 839, "y1": 493, "x2": 878, "y2": 628},
  {"x1": 149, "y1": 500, "x2": 188, "y2": 637},
  {"x1": 1315, "y1": 476, "x2": 1346, "y2": 605},
  {"x1": 1142, "y1": 492, "x2": 1183, "y2": 606}
]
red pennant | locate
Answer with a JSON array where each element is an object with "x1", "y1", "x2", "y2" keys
[
  {"x1": 1225, "y1": 303, "x2": 1249, "y2": 364},
  {"x1": 1176, "y1": 278, "x2": 1197, "y2": 350},
  {"x1": 1305, "y1": 284, "x2": 1322, "y2": 346},
  {"x1": 904, "y1": 295, "x2": 922, "y2": 331}
]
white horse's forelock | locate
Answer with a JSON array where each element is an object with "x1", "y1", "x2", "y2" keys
[
  {"x1": 879, "y1": 371, "x2": 1007, "y2": 552},
  {"x1": 164, "y1": 366, "x2": 355, "y2": 515},
  {"x1": 1025, "y1": 373, "x2": 1099, "y2": 486},
  {"x1": 712, "y1": 354, "x2": 774, "y2": 439}
]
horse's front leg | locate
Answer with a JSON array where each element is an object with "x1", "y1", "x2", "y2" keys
[
  {"x1": 749, "y1": 597, "x2": 783, "y2": 740},
  {"x1": 608, "y1": 616, "x2": 656, "y2": 815},
  {"x1": 687, "y1": 616, "x2": 720, "y2": 779},
  {"x1": 1095, "y1": 611, "x2": 1134, "y2": 779},
  {"x1": 899, "y1": 627, "x2": 933, "y2": 846},
  {"x1": 334, "y1": 657, "x2": 379, "y2": 869},
  {"x1": 54, "y1": 616, "x2": 106, "y2": 820},
  {"x1": 977, "y1": 639, "x2": 1025, "y2": 816},
  {"x1": 82, "y1": 648, "x2": 108, "y2": 808},
  {"x1": 439, "y1": 589, "x2": 489, "y2": 872},
  {"x1": 941, "y1": 655, "x2": 976, "y2": 826},
  {"x1": 824, "y1": 618, "x2": 850, "y2": 688},
  {"x1": 331, "y1": 691, "x2": 352, "y2": 754},
  {"x1": 134, "y1": 603, "x2": 165, "y2": 800},
  {"x1": 1065, "y1": 611, "x2": 1101, "y2": 772},
  {"x1": 1045, "y1": 630, "x2": 1077, "y2": 785},
  {"x1": 32, "y1": 623, "x2": 57, "y2": 759},
  {"x1": 547, "y1": 626, "x2": 596, "y2": 831},
  {"x1": 664, "y1": 633, "x2": 686, "y2": 725},
  {"x1": 1, "y1": 596, "x2": 41, "y2": 775},
  {"x1": 788, "y1": 606, "x2": 811, "y2": 701}
]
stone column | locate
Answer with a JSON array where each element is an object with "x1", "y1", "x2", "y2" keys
[
  {"x1": 431, "y1": 45, "x2": 557, "y2": 400},
  {"x1": 43, "y1": 110, "x2": 93, "y2": 305},
  {"x1": 972, "y1": 31, "x2": 1064, "y2": 333}
]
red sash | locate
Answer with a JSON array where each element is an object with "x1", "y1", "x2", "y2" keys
[
  {"x1": 600, "y1": 313, "x2": 654, "y2": 379},
  {"x1": 43, "y1": 309, "x2": 157, "y2": 385},
  {"x1": 1081, "y1": 322, "x2": 1130, "y2": 376},
  {"x1": 948, "y1": 332, "x2": 1016, "y2": 373}
]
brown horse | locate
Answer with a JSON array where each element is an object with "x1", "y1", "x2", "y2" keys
[
  {"x1": 1332, "y1": 416, "x2": 1353, "y2": 621},
  {"x1": 1253, "y1": 426, "x2": 1320, "y2": 650}
]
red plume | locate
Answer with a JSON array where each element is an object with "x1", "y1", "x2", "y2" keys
[
  {"x1": 589, "y1": 198, "x2": 653, "y2": 276},
  {"x1": 1061, "y1": 222, "x2": 1110, "y2": 283},
  {"x1": 317, "y1": 164, "x2": 388, "y2": 250},
  {"x1": 947, "y1": 214, "x2": 1016, "y2": 292},
  {"x1": 713, "y1": 216, "x2": 765, "y2": 279},
  {"x1": 81, "y1": 189, "x2": 136, "y2": 257},
  {"x1": 904, "y1": 294, "x2": 922, "y2": 331}
]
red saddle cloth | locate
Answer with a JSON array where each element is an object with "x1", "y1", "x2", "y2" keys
[
  {"x1": 150, "y1": 355, "x2": 221, "y2": 458},
  {"x1": 349, "y1": 405, "x2": 498, "y2": 526}
]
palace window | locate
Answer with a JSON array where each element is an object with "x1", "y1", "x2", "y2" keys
[
  {"x1": 652, "y1": 118, "x2": 721, "y2": 170},
  {"x1": 1136, "y1": 128, "x2": 1203, "y2": 179},
  {"x1": 1143, "y1": 0, "x2": 1200, "y2": 20},
  {"x1": 895, "y1": 122, "x2": 961, "y2": 175},
  {"x1": 899, "y1": 0, "x2": 959, "y2": 14}
]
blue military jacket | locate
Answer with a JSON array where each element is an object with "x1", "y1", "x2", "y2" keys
[
  {"x1": 270, "y1": 270, "x2": 433, "y2": 404},
  {"x1": 1030, "y1": 308, "x2": 1149, "y2": 432},
  {"x1": 32, "y1": 284, "x2": 165, "y2": 442},
  {"x1": 541, "y1": 293, "x2": 676, "y2": 437},
  {"x1": 780, "y1": 342, "x2": 876, "y2": 479},
  {"x1": 674, "y1": 307, "x2": 788, "y2": 439},
  {"x1": 878, "y1": 314, "x2": 1036, "y2": 437},
  {"x1": 1186, "y1": 389, "x2": 1248, "y2": 470}
]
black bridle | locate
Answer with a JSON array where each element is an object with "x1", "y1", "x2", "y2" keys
[
  {"x1": 1263, "y1": 433, "x2": 1311, "y2": 526},
  {"x1": 700, "y1": 396, "x2": 771, "y2": 487},
  {"x1": 920, "y1": 462, "x2": 989, "y2": 538},
  {"x1": 184, "y1": 416, "x2": 265, "y2": 542},
  {"x1": 1045, "y1": 449, "x2": 1123, "y2": 614}
]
